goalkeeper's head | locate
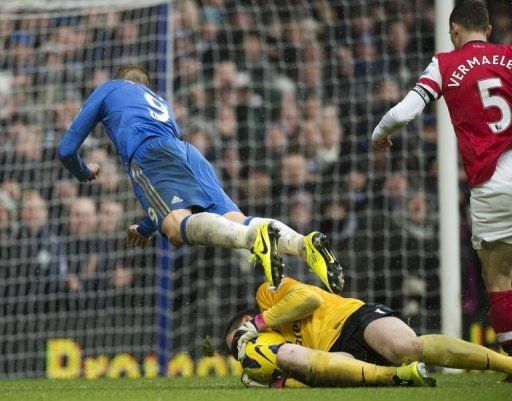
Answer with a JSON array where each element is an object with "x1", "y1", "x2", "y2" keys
[
  {"x1": 224, "y1": 308, "x2": 259, "y2": 354},
  {"x1": 449, "y1": 1, "x2": 490, "y2": 48},
  {"x1": 114, "y1": 64, "x2": 150, "y2": 87}
]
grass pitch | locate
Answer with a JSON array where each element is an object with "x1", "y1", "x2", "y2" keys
[{"x1": 0, "y1": 373, "x2": 509, "y2": 401}]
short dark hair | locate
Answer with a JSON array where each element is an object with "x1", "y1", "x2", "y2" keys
[
  {"x1": 449, "y1": 1, "x2": 489, "y2": 32},
  {"x1": 223, "y1": 308, "x2": 259, "y2": 354},
  {"x1": 114, "y1": 64, "x2": 150, "y2": 87}
]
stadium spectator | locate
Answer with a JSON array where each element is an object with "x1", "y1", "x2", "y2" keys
[
  {"x1": 288, "y1": 191, "x2": 314, "y2": 234},
  {"x1": 297, "y1": 120, "x2": 321, "y2": 167},
  {"x1": 98, "y1": 200, "x2": 133, "y2": 289},
  {"x1": 0, "y1": 179, "x2": 22, "y2": 204},
  {"x1": 112, "y1": 21, "x2": 140, "y2": 62},
  {"x1": 320, "y1": 199, "x2": 357, "y2": 247},
  {"x1": 344, "y1": 169, "x2": 368, "y2": 212},
  {"x1": 17, "y1": 190, "x2": 67, "y2": 302},
  {"x1": 385, "y1": 19, "x2": 414, "y2": 81},
  {"x1": 392, "y1": 192, "x2": 439, "y2": 329},
  {"x1": 49, "y1": 179, "x2": 78, "y2": 235},
  {"x1": 0, "y1": 190, "x2": 16, "y2": 242},
  {"x1": 216, "y1": 105, "x2": 238, "y2": 142},
  {"x1": 382, "y1": 171, "x2": 409, "y2": 211},
  {"x1": 317, "y1": 105, "x2": 345, "y2": 173},
  {"x1": 303, "y1": 94, "x2": 322, "y2": 122},
  {"x1": 279, "y1": 153, "x2": 314, "y2": 194},
  {"x1": 64, "y1": 197, "x2": 99, "y2": 293},
  {"x1": 244, "y1": 168, "x2": 272, "y2": 217}
]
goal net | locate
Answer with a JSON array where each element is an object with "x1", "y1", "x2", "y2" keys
[
  {"x1": 0, "y1": 0, "x2": 496, "y2": 378},
  {"x1": 0, "y1": 0, "x2": 169, "y2": 378}
]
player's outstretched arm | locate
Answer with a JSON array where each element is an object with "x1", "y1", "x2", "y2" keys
[
  {"x1": 260, "y1": 282, "x2": 323, "y2": 327},
  {"x1": 372, "y1": 56, "x2": 441, "y2": 150},
  {"x1": 58, "y1": 84, "x2": 107, "y2": 181},
  {"x1": 371, "y1": 89, "x2": 428, "y2": 150}
]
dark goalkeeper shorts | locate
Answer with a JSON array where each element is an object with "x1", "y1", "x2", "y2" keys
[{"x1": 329, "y1": 303, "x2": 396, "y2": 366}]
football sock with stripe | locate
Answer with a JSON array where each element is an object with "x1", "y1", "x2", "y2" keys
[
  {"x1": 419, "y1": 334, "x2": 512, "y2": 373},
  {"x1": 488, "y1": 290, "x2": 512, "y2": 356},
  {"x1": 244, "y1": 217, "x2": 305, "y2": 258},
  {"x1": 304, "y1": 350, "x2": 396, "y2": 387},
  {"x1": 181, "y1": 212, "x2": 253, "y2": 249}
]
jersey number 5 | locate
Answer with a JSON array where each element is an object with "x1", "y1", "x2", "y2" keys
[
  {"x1": 477, "y1": 78, "x2": 511, "y2": 134},
  {"x1": 144, "y1": 92, "x2": 169, "y2": 122}
]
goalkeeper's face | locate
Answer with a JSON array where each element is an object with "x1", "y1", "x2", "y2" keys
[{"x1": 225, "y1": 314, "x2": 252, "y2": 352}]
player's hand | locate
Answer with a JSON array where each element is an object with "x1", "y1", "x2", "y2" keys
[
  {"x1": 372, "y1": 136, "x2": 393, "y2": 151},
  {"x1": 126, "y1": 224, "x2": 151, "y2": 248},
  {"x1": 241, "y1": 372, "x2": 270, "y2": 388},
  {"x1": 231, "y1": 315, "x2": 265, "y2": 361},
  {"x1": 85, "y1": 163, "x2": 101, "y2": 181},
  {"x1": 241, "y1": 373, "x2": 287, "y2": 388}
]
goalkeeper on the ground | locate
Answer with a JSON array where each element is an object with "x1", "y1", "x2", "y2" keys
[{"x1": 226, "y1": 277, "x2": 512, "y2": 388}]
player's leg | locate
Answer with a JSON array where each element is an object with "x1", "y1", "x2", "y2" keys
[
  {"x1": 180, "y1": 142, "x2": 343, "y2": 292},
  {"x1": 363, "y1": 307, "x2": 512, "y2": 374},
  {"x1": 363, "y1": 315, "x2": 423, "y2": 365},
  {"x1": 233, "y1": 215, "x2": 344, "y2": 294},
  {"x1": 419, "y1": 334, "x2": 512, "y2": 374},
  {"x1": 477, "y1": 240, "x2": 512, "y2": 356},
  {"x1": 331, "y1": 303, "x2": 422, "y2": 366},
  {"x1": 130, "y1": 140, "x2": 263, "y2": 250},
  {"x1": 167, "y1": 209, "x2": 283, "y2": 286},
  {"x1": 276, "y1": 343, "x2": 432, "y2": 387},
  {"x1": 162, "y1": 209, "x2": 251, "y2": 248},
  {"x1": 470, "y1": 162, "x2": 512, "y2": 357}
]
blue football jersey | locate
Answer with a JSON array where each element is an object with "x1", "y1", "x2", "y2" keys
[{"x1": 58, "y1": 79, "x2": 180, "y2": 180}]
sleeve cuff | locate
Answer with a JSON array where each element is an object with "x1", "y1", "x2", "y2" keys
[
  {"x1": 254, "y1": 313, "x2": 267, "y2": 331},
  {"x1": 137, "y1": 224, "x2": 154, "y2": 238}
]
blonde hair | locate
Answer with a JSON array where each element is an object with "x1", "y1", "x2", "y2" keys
[{"x1": 114, "y1": 64, "x2": 150, "y2": 87}]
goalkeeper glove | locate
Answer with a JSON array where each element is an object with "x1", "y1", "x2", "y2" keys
[
  {"x1": 240, "y1": 372, "x2": 287, "y2": 388},
  {"x1": 230, "y1": 313, "x2": 267, "y2": 361}
]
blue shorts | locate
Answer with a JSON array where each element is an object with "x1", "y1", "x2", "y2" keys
[{"x1": 128, "y1": 137, "x2": 240, "y2": 234}]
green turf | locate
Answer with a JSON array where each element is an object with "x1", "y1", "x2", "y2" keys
[{"x1": 0, "y1": 373, "x2": 509, "y2": 401}]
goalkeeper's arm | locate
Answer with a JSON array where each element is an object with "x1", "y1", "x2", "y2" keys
[
  {"x1": 231, "y1": 282, "x2": 322, "y2": 360},
  {"x1": 261, "y1": 282, "x2": 323, "y2": 328},
  {"x1": 371, "y1": 85, "x2": 431, "y2": 147}
]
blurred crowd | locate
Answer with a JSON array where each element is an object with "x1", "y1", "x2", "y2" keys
[{"x1": 0, "y1": 0, "x2": 511, "y2": 374}]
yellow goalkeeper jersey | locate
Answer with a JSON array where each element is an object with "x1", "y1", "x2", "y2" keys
[{"x1": 256, "y1": 277, "x2": 364, "y2": 351}]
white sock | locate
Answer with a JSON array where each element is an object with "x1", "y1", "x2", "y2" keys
[
  {"x1": 245, "y1": 217, "x2": 306, "y2": 258},
  {"x1": 182, "y1": 212, "x2": 252, "y2": 249}
]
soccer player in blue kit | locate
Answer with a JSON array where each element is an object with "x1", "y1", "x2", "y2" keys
[{"x1": 58, "y1": 65, "x2": 343, "y2": 293}]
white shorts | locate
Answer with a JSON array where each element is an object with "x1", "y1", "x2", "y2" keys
[{"x1": 470, "y1": 150, "x2": 512, "y2": 249}]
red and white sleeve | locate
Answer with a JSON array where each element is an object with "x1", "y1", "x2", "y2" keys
[
  {"x1": 416, "y1": 56, "x2": 442, "y2": 101},
  {"x1": 371, "y1": 57, "x2": 441, "y2": 143}
]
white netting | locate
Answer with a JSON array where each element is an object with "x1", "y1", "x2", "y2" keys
[
  {"x1": 2, "y1": 0, "x2": 509, "y2": 378},
  {"x1": 0, "y1": 1, "x2": 169, "y2": 377},
  {"x1": 166, "y1": 0, "x2": 441, "y2": 357}
]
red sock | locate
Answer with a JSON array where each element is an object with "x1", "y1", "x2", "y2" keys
[{"x1": 488, "y1": 290, "x2": 512, "y2": 356}]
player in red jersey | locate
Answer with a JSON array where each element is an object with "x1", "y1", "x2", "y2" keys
[{"x1": 372, "y1": 1, "x2": 512, "y2": 360}]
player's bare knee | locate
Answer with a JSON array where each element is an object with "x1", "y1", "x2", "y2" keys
[
  {"x1": 162, "y1": 219, "x2": 183, "y2": 246},
  {"x1": 166, "y1": 225, "x2": 184, "y2": 246},
  {"x1": 168, "y1": 232, "x2": 184, "y2": 246},
  {"x1": 388, "y1": 336, "x2": 422, "y2": 364},
  {"x1": 276, "y1": 344, "x2": 308, "y2": 376}
]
